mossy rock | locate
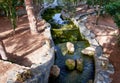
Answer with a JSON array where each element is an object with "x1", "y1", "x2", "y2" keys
[
  {"x1": 65, "y1": 59, "x2": 75, "y2": 70},
  {"x1": 50, "y1": 65, "x2": 60, "y2": 78},
  {"x1": 88, "y1": 80, "x2": 93, "y2": 83},
  {"x1": 16, "y1": 69, "x2": 33, "y2": 82},
  {"x1": 76, "y1": 59, "x2": 83, "y2": 72}
]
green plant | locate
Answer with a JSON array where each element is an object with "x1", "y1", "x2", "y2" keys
[
  {"x1": 0, "y1": 0, "x2": 24, "y2": 31},
  {"x1": 105, "y1": 1, "x2": 120, "y2": 27}
]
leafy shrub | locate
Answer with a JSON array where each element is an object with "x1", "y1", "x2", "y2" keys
[
  {"x1": 114, "y1": 13, "x2": 120, "y2": 27},
  {"x1": 105, "y1": 1, "x2": 120, "y2": 27},
  {"x1": 0, "y1": 0, "x2": 24, "y2": 30}
]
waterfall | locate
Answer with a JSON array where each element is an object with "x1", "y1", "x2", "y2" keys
[
  {"x1": 43, "y1": 0, "x2": 64, "y2": 8},
  {"x1": 43, "y1": 0, "x2": 58, "y2": 8},
  {"x1": 52, "y1": 0, "x2": 58, "y2": 6},
  {"x1": 43, "y1": 0, "x2": 47, "y2": 8},
  {"x1": 53, "y1": 13, "x2": 65, "y2": 24}
]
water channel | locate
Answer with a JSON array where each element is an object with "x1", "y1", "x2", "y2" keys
[{"x1": 42, "y1": 7, "x2": 95, "y2": 83}]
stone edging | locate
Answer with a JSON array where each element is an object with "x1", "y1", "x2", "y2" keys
[
  {"x1": 7, "y1": 26, "x2": 55, "y2": 83},
  {"x1": 25, "y1": 25, "x2": 55, "y2": 83},
  {"x1": 71, "y1": 13, "x2": 114, "y2": 83},
  {"x1": 7, "y1": 10, "x2": 55, "y2": 83}
]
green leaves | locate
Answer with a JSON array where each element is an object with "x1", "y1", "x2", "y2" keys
[
  {"x1": 0, "y1": 0, "x2": 24, "y2": 30},
  {"x1": 105, "y1": 1, "x2": 120, "y2": 27},
  {"x1": 114, "y1": 13, "x2": 120, "y2": 27}
]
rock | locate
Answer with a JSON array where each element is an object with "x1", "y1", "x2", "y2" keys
[
  {"x1": 101, "y1": 60, "x2": 109, "y2": 70},
  {"x1": 61, "y1": 10, "x2": 70, "y2": 19},
  {"x1": 66, "y1": 42, "x2": 75, "y2": 54},
  {"x1": 52, "y1": 0, "x2": 58, "y2": 7},
  {"x1": 50, "y1": 65, "x2": 60, "y2": 78},
  {"x1": 16, "y1": 69, "x2": 32, "y2": 82},
  {"x1": 65, "y1": 59, "x2": 75, "y2": 70},
  {"x1": 88, "y1": 80, "x2": 93, "y2": 83},
  {"x1": 81, "y1": 46, "x2": 95, "y2": 56},
  {"x1": 45, "y1": 39, "x2": 51, "y2": 48},
  {"x1": 76, "y1": 59, "x2": 83, "y2": 72}
]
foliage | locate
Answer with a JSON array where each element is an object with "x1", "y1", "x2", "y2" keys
[
  {"x1": 114, "y1": 13, "x2": 120, "y2": 27},
  {"x1": 86, "y1": 0, "x2": 119, "y2": 14},
  {"x1": 105, "y1": 1, "x2": 120, "y2": 27},
  {"x1": 105, "y1": 1, "x2": 120, "y2": 16},
  {"x1": 86, "y1": 0, "x2": 120, "y2": 26},
  {"x1": 62, "y1": 0, "x2": 77, "y2": 17},
  {"x1": 0, "y1": 0, "x2": 24, "y2": 30},
  {"x1": 86, "y1": 0, "x2": 114, "y2": 6},
  {"x1": 44, "y1": 0, "x2": 54, "y2": 3}
]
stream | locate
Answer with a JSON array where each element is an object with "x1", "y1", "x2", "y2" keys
[{"x1": 42, "y1": 7, "x2": 95, "y2": 83}]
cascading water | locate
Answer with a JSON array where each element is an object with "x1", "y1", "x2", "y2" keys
[
  {"x1": 52, "y1": 13, "x2": 66, "y2": 24},
  {"x1": 52, "y1": 0, "x2": 58, "y2": 6},
  {"x1": 43, "y1": 0, "x2": 64, "y2": 7}
]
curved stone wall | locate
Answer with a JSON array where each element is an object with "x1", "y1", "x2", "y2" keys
[
  {"x1": 71, "y1": 13, "x2": 114, "y2": 83},
  {"x1": 7, "y1": 26, "x2": 55, "y2": 83},
  {"x1": 7, "y1": 10, "x2": 55, "y2": 83}
]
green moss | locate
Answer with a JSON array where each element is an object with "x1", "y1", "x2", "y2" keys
[
  {"x1": 16, "y1": 69, "x2": 33, "y2": 82},
  {"x1": 76, "y1": 59, "x2": 83, "y2": 72},
  {"x1": 52, "y1": 28, "x2": 84, "y2": 44},
  {"x1": 65, "y1": 59, "x2": 75, "y2": 70},
  {"x1": 61, "y1": 21, "x2": 77, "y2": 30}
]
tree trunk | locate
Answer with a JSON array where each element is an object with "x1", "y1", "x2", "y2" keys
[
  {"x1": 95, "y1": 0, "x2": 102, "y2": 25},
  {"x1": 0, "y1": 40, "x2": 8, "y2": 60},
  {"x1": 95, "y1": 9, "x2": 100, "y2": 25},
  {"x1": 24, "y1": 0, "x2": 38, "y2": 34}
]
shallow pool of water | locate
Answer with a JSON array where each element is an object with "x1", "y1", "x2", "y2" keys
[
  {"x1": 42, "y1": 7, "x2": 94, "y2": 83},
  {"x1": 49, "y1": 41, "x2": 94, "y2": 83}
]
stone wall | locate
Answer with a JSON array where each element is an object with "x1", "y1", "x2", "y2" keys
[
  {"x1": 6, "y1": 22, "x2": 55, "y2": 83},
  {"x1": 71, "y1": 13, "x2": 114, "y2": 83}
]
